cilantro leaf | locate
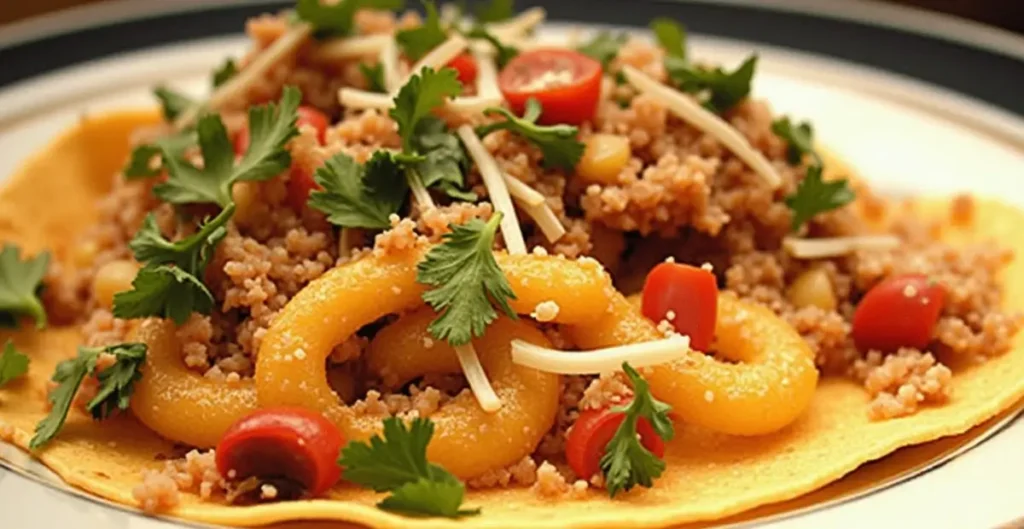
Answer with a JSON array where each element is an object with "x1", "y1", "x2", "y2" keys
[
  {"x1": 784, "y1": 165, "x2": 855, "y2": 232},
  {"x1": 30, "y1": 343, "x2": 147, "y2": 449},
  {"x1": 665, "y1": 54, "x2": 758, "y2": 113},
  {"x1": 474, "y1": 0, "x2": 513, "y2": 23},
  {"x1": 309, "y1": 151, "x2": 409, "y2": 229},
  {"x1": 112, "y1": 264, "x2": 215, "y2": 325},
  {"x1": 339, "y1": 417, "x2": 479, "y2": 517},
  {"x1": 477, "y1": 98, "x2": 584, "y2": 171},
  {"x1": 600, "y1": 362, "x2": 674, "y2": 497},
  {"x1": 650, "y1": 18, "x2": 686, "y2": 59},
  {"x1": 771, "y1": 117, "x2": 819, "y2": 166},
  {"x1": 153, "y1": 86, "x2": 196, "y2": 122},
  {"x1": 0, "y1": 244, "x2": 49, "y2": 329},
  {"x1": 123, "y1": 130, "x2": 196, "y2": 180},
  {"x1": 0, "y1": 341, "x2": 29, "y2": 387},
  {"x1": 396, "y1": 1, "x2": 447, "y2": 62},
  {"x1": 410, "y1": 117, "x2": 475, "y2": 201},
  {"x1": 212, "y1": 58, "x2": 238, "y2": 88},
  {"x1": 155, "y1": 86, "x2": 301, "y2": 207},
  {"x1": 465, "y1": 27, "x2": 518, "y2": 68},
  {"x1": 360, "y1": 63, "x2": 388, "y2": 93},
  {"x1": 87, "y1": 343, "x2": 146, "y2": 420},
  {"x1": 416, "y1": 214, "x2": 516, "y2": 346},
  {"x1": 576, "y1": 31, "x2": 628, "y2": 68},
  {"x1": 390, "y1": 67, "x2": 462, "y2": 151},
  {"x1": 129, "y1": 206, "x2": 233, "y2": 272},
  {"x1": 296, "y1": 0, "x2": 405, "y2": 36}
]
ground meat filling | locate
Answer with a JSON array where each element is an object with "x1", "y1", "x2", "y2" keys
[{"x1": 35, "y1": 8, "x2": 1020, "y2": 500}]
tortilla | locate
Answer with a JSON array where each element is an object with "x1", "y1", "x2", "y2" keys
[{"x1": 1, "y1": 111, "x2": 1023, "y2": 528}]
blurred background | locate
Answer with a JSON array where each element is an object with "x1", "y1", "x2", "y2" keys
[{"x1": 2, "y1": 0, "x2": 1023, "y2": 34}]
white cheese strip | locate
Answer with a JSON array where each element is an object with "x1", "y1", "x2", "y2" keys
[
  {"x1": 454, "y1": 343, "x2": 502, "y2": 412},
  {"x1": 445, "y1": 95, "x2": 505, "y2": 114},
  {"x1": 621, "y1": 65, "x2": 783, "y2": 190},
  {"x1": 380, "y1": 38, "x2": 402, "y2": 93},
  {"x1": 174, "y1": 23, "x2": 313, "y2": 131},
  {"x1": 510, "y1": 334, "x2": 691, "y2": 374},
  {"x1": 503, "y1": 173, "x2": 545, "y2": 207},
  {"x1": 474, "y1": 50, "x2": 501, "y2": 100},
  {"x1": 457, "y1": 125, "x2": 528, "y2": 255},
  {"x1": 783, "y1": 235, "x2": 900, "y2": 259},
  {"x1": 516, "y1": 197, "x2": 566, "y2": 243},
  {"x1": 401, "y1": 34, "x2": 469, "y2": 89},
  {"x1": 337, "y1": 88, "x2": 500, "y2": 114},
  {"x1": 489, "y1": 7, "x2": 546, "y2": 41},
  {"x1": 314, "y1": 33, "x2": 391, "y2": 62}
]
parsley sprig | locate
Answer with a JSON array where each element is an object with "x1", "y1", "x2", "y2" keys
[
  {"x1": 156, "y1": 87, "x2": 301, "y2": 207},
  {"x1": 600, "y1": 362, "x2": 674, "y2": 497},
  {"x1": 773, "y1": 117, "x2": 855, "y2": 231},
  {"x1": 338, "y1": 417, "x2": 480, "y2": 518},
  {"x1": 360, "y1": 63, "x2": 388, "y2": 93},
  {"x1": 577, "y1": 31, "x2": 628, "y2": 68},
  {"x1": 652, "y1": 19, "x2": 756, "y2": 113},
  {"x1": 0, "y1": 244, "x2": 50, "y2": 329},
  {"x1": 465, "y1": 27, "x2": 519, "y2": 68},
  {"x1": 153, "y1": 87, "x2": 196, "y2": 122},
  {"x1": 296, "y1": 0, "x2": 405, "y2": 37},
  {"x1": 396, "y1": 0, "x2": 447, "y2": 61},
  {"x1": 0, "y1": 341, "x2": 29, "y2": 388},
  {"x1": 474, "y1": 0, "x2": 514, "y2": 23},
  {"x1": 416, "y1": 214, "x2": 517, "y2": 346},
  {"x1": 30, "y1": 343, "x2": 147, "y2": 449},
  {"x1": 477, "y1": 98, "x2": 585, "y2": 171},
  {"x1": 309, "y1": 151, "x2": 409, "y2": 229}
]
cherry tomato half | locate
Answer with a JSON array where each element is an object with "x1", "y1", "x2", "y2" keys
[
  {"x1": 852, "y1": 274, "x2": 945, "y2": 352},
  {"x1": 447, "y1": 53, "x2": 478, "y2": 86},
  {"x1": 641, "y1": 262, "x2": 718, "y2": 351},
  {"x1": 287, "y1": 165, "x2": 320, "y2": 212},
  {"x1": 566, "y1": 403, "x2": 665, "y2": 481},
  {"x1": 234, "y1": 105, "x2": 330, "y2": 155},
  {"x1": 215, "y1": 407, "x2": 345, "y2": 497},
  {"x1": 498, "y1": 49, "x2": 602, "y2": 126}
]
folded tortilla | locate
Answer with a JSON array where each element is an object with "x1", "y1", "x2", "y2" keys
[{"x1": 1, "y1": 111, "x2": 1022, "y2": 528}]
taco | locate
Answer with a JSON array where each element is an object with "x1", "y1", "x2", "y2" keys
[{"x1": 1, "y1": 3, "x2": 1022, "y2": 528}]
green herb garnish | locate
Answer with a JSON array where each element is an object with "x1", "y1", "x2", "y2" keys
[
  {"x1": 416, "y1": 214, "x2": 517, "y2": 346},
  {"x1": 771, "y1": 117, "x2": 819, "y2": 166},
  {"x1": 153, "y1": 86, "x2": 196, "y2": 122},
  {"x1": 474, "y1": 0, "x2": 514, "y2": 23},
  {"x1": 600, "y1": 362, "x2": 674, "y2": 497},
  {"x1": 212, "y1": 58, "x2": 238, "y2": 88},
  {"x1": 0, "y1": 341, "x2": 29, "y2": 388},
  {"x1": 773, "y1": 117, "x2": 855, "y2": 231},
  {"x1": 309, "y1": 151, "x2": 409, "y2": 229},
  {"x1": 465, "y1": 26, "x2": 519, "y2": 68},
  {"x1": 359, "y1": 63, "x2": 388, "y2": 93},
  {"x1": 576, "y1": 31, "x2": 628, "y2": 68},
  {"x1": 296, "y1": 0, "x2": 405, "y2": 36},
  {"x1": 650, "y1": 18, "x2": 686, "y2": 59},
  {"x1": 665, "y1": 54, "x2": 758, "y2": 113},
  {"x1": 0, "y1": 244, "x2": 49, "y2": 329},
  {"x1": 396, "y1": 0, "x2": 447, "y2": 61},
  {"x1": 30, "y1": 343, "x2": 147, "y2": 449},
  {"x1": 338, "y1": 417, "x2": 480, "y2": 518},
  {"x1": 477, "y1": 98, "x2": 584, "y2": 171}
]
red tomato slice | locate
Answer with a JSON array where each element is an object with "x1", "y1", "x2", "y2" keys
[
  {"x1": 447, "y1": 53, "x2": 478, "y2": 85},
  {"x1": 234, "y1": 105, "x2": 330, "y2": 155},
  {"x1": 641, "y1": 262, "x2": 718, "y2": 351},
  {"x1": 215, "y1": 407, "x2": 345, "y2": 497},
  {"x1": 852, "y1": 274, "x2": 945, "y2": 352},
  {"x1": 566, "y1": 404, "x2": 665, "y2": 481},
  {"x1": 498, "y1": 49, "x2": 602, "y2": 125},
  {"x1": 287, "y1": 165, "x2": 320, "y2": 212}
]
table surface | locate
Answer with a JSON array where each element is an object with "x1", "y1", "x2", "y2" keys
[{"x1": 2, "y1": 0, "x2": 1023, "y2": 34}]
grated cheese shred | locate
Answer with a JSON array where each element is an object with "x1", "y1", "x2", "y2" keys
[
  {"x1": 456, "y1": 125, "x2": 528, "y2": 255},
  {"x1": 510, "y1": 335, "x2": 691, "y2": 374},
  {"x1": 454, "y1": 343, "x2": 502, "y2": 412},
  {"x1": 314, "y1": 33, "x2": 391, "y2": 62},
  {"x1": 783, "y1": 235, "x2": 900, "y2": 259},
  {"x1": 620, "y1": 65, "x2": 782, "y2": 190}
]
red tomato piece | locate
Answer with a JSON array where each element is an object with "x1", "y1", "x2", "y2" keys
[
  {"x1": 498, "y1": 48, "x2": 602, "y2": 125},
  {"x1": 566, "y1": 404, "x2": 665, "y2": 481},
  {"x1": 234, "y1": 105, "x2": 329, "y2": 155},
  {"x1": 852, "y1": 274, "x2": 945, "y2": 352},
  {"x1": 447, "y1": 53, "x2": 478, "y2": 85},
  {"x1": 641, "y1": 262, "x2": 718, "y2": 351},
  {"x1": 287, "y1": 165, "x2": 320, "y2": 212},
  {"x1": 215, "y1": 407, "x2": 345, "y2": 497}
]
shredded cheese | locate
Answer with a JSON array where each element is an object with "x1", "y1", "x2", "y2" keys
[
  {"x1": 314, "y1": 33, "x2": 391, "y2": 62},
  {"x1": 174, "y1": 23, "x2": 313, "y2": 130},
  {"x1": 783, "y1": 235, "x2": 900, "y2": 259},
  {"x1": 457, "y1": 125, "x2": 528, "y2": 255},
  {"x1": 474, "y1": 50, "x2": 501, "y2": 100},
  {"x1": 401, "y1": 34, "x2": 469, "y2": 89},
  {"x1": 510, "y1": 335, "x2": 691, "y2": 374},
  {"x1": 445, "y1": 95, "x2": 504, "y2": 114},
  {"x1": 516, "y1": 197, "x2": 566, "y2": 243},
  {"x1": 338, "y1": 88, "x2": 394, "y2": 110},
  {"x1": 620, "y1": 65, "x2": 782, "y2": 190},
  {"x1": 380, "y1": 38, "x2": 401, "y2": 93},
  {"x1": 489, "y1": 7, "x2": 546, "y2": 41},
  {"x1": 503, "y1": 173, "x2": 545, "y2": 207},
  {"x1": 454, "y1": 343, "x2": 502, "y2": 412}
]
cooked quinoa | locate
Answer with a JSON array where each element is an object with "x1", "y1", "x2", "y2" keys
[{"x1": 33, "y1": 4, "x2": 1022, "y2": 505}]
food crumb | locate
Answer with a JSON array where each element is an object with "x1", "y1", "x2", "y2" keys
[
  {"x1": 260, "y1": 484, "x2": 278, "y2": 500},
  {"x1": 531, "y1": 301, "x2": 560, "y2": 322},
  {"x1": 0, "y1": 420, "x2": 14, "y2": 442}
]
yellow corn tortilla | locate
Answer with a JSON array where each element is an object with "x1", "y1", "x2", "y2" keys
[{"x1": 1, "y1": 111, "x2": 1023, "y2": 528}]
